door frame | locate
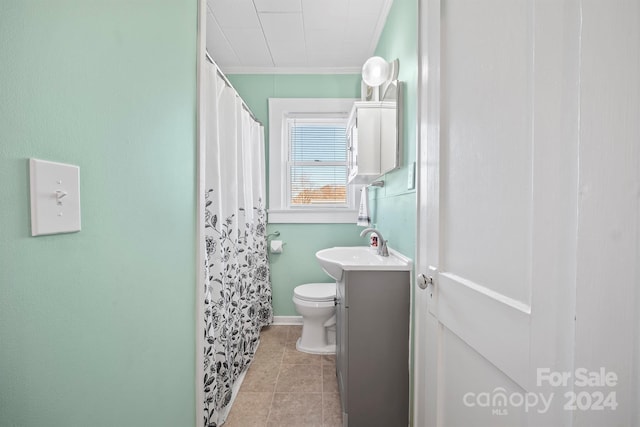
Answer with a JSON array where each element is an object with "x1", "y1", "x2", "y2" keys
[
  {"x1": 413, "y1": 0, "x2": 440, "y2": 425},
  {"x1": 195, "y1": 0, "x2": 207, "y2": 425}
]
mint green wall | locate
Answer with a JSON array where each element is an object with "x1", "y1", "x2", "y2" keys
[
  {"x1": 370, "y1": 0, "x2": 418, "y2": 259},
  {"x1": 227, "y1": 74, "x2": 362, "y2": 164},
  {"x1": 0, "y1": 2, "x2": 197, "y2": 426},
  {"x1": 228, "y1": 74, "x2": 365, "y2": 316},
  {"x1": 266, "y1": 224, "x2": 367, "y2": 315}
]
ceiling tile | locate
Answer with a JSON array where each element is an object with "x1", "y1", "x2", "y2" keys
[
  {"x1": 253, "y1": 0, "x2": 302, "y2": 13},
  {"x1": 223, "y1": 28, "x2": 274, "y2": 66},
  {"x1": 306, "y1": 51, "x2": 347, "y2": 68},
  {"x1": 269, "y1": 40, "x2": 307, "y2": 66},
  {"x1": 301, "y1": 0, "x2": 346, "y2": 30},
  {"x1": 337, "y1": 45, "x2": 371, "y2": 65},
  {"x1": 206, "y1": 11, "x2": 241, "y2": 66},
  {"x1": 348, "y1": 0, "x2": 388, "y2": 15},
  {"x1": 206, "y1": 0, "x2": 393, "y2": 72},
  {"x1": 345, "y1": 14, "x2": 378, "y2": 43},
  {"x1": 259, "y1": 12, "x2": 304, "y2": 42},
  {"x1": 208, "y1": 0, "x2": 261, "y2": 29},
  {"x1": 305, "y1": 30, "x2": 344, "y2": 52}
]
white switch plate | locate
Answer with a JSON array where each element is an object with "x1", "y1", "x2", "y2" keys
[{"x1": 29, "y1": 158, "x2": 81, "y2": 236}]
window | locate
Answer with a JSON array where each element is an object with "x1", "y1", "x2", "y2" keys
[
  {"x1": 288, "y1": 119, "x2": 348, "y2": 207},
  {"x1": 269, "y1": 98, "x2": 357, "y2": 223}
]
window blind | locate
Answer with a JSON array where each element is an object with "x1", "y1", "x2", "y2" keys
[{"x1": 288, "y1": 121, "x2": 348, "y2": 206}]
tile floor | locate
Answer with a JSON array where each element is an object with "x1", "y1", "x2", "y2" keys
[{"x1": 224, "y1": 325, "x2": 342, "y2": 427}]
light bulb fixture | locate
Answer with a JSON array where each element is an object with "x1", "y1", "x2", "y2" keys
[{"x1": 361, "y1": 56, "x2": 399, "y2": 87}]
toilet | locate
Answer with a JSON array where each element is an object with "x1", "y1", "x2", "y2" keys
[{"x1": 292, "y1": 282, "x2": 336, "y2": 355}]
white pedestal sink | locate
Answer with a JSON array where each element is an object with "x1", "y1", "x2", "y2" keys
[{"x1": 315, "y1": 246, "x2": 412, "y2": 281}]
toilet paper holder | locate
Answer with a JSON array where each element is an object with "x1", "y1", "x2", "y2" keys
[
  {"x1": 267, "y1": 231, "x2": 284, "y2": 254},
  {"x1": 270, "y1": 239, "x2": 285, "y2": 254}
]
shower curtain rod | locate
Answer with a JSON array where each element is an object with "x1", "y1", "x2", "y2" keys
[{"x1": 205, "y1": 51, "x2": 262, "y2": 125}]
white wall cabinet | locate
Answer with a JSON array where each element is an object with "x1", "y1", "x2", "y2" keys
[{"x1": 346, "y1": 99, "x2": 399, "y2": 184}]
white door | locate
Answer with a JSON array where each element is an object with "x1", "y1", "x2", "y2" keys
[{"x1": 414, "y1": 1, "x2": 581, "y2": 425}]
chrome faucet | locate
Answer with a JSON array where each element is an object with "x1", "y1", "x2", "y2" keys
[{"x1": 360, "y1": 227, "x2": 389, "y2": 257}]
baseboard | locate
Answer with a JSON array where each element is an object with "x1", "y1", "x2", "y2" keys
[{"x1": 272, "y1": 315, "x2": 303, "y2": 325}]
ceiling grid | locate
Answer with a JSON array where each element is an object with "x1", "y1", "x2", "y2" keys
[{"x1": 206, "y1": 0, "x2": 393, "y2": 74}]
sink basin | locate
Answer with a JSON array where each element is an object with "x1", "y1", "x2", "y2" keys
[{"x1": 315, "y1": 246, "x2": 412, "y2": 281}]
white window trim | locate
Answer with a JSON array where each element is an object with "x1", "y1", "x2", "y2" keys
[{"x1": 268, "y1": 98, "x2": 358, "y2": 224}]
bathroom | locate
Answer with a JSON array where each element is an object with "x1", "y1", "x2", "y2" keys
[{"x1": 1, "y1": 1, "x2": 639, "y2": 427}]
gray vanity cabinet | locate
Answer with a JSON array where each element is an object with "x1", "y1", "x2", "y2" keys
[{"x1": 335, "y1": 270, "x2": 411, "y2": 427}]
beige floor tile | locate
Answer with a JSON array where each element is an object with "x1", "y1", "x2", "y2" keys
[
  {"x1": 261, "y1": 326, "x2": 289, "y2": 343},
  {"x1": 258, "y1": 326, "x2": 289, "y2": 351},
  {"x1": 225, "y1": 391, "x2": 272, "y2": 426},
  {"x1": 286, "y1": 325, "x2": 303, "y2": 343},
  {"x1": 266, "y1": 415, "x2": 323, "y2": 426},
  {"x1": 322, "y1": 365, "x2": 339, "y2": 394},
  {"x1": 253, "y1": 347, "x2": 285, "y2": 368},
  {"x1": 229, "y1": 391, "x2": 273, "y2": 416},
  {"x1": 322, "y1": 393, "x2": 343, "y2": 426},
  {"x1": 224, "y1": 413, "x2": 268, "y2": 427},
  {"x1": 275, "y1": 364, "x2": 322, "y2": 393},
  {"x1": 261, "y1": 325, "x2": 289, "y2": 340},
  {"x1": 283, "y1": 345, "x2": 323, "y2": 365},
  {"x1": 257, "y1": 340, "x2": 288, "y2": 352},
  {"x1": 321, "y1": 354, "x2": 336, "y2": 366},
  {"x1": 226, "y1": 326, "x2": 343, "y2": 427},
  {"x1": 242, "y1": 364, "x2": 279, "y2": 392},
  {"x1": 267, "y1": 392, "x2": 323, "y2": 426}
]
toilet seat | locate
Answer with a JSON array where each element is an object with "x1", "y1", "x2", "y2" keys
[{"x1": 294, "y1": 283, "x2": 335, "y2": 302}]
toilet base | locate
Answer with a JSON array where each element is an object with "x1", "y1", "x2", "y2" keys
[{"x1": 296, "y1": 337, "x2": 336, "y2": 355}]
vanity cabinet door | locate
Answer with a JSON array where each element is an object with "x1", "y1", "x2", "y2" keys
[{"x1": 340, "y1": 270, "x2": 410, "y2": 427}]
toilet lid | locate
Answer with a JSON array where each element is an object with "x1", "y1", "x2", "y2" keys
[{"x1": 294, "y1": 283, "x2": 336, "y2": 302}]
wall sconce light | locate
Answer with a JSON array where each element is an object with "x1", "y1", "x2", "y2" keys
[{"x1": 361, "y1": 56, "x2": 400, "y2": 101}]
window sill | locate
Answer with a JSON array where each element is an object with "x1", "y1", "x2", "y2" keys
[{"x1": 268, "y1": 209, "x2": 358, "y2": 224}]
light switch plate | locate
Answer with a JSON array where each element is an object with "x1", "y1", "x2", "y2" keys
[{"x1": 29, "y1": 158, "x2": 81, "y2": 236}]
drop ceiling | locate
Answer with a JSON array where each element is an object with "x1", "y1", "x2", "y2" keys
[{"x1": 206, "y1": 0, "x2": 394, "y2": 74}]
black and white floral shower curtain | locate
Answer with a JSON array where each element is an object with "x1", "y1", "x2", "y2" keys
[{"x1": 201, "y1": 61, "x2": 272, "y2": 427}]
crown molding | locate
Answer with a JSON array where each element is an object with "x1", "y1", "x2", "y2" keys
[
  {"x1": 221, "y1": 66, "x2": 362, "y2": 75},
  {"x1": 369, "y1": 0, "x2": 395, "y2": 54}
]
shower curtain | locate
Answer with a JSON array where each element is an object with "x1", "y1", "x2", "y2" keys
[{"x1": 202, "y1": 61, "x2": 272, "y2": 427}]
